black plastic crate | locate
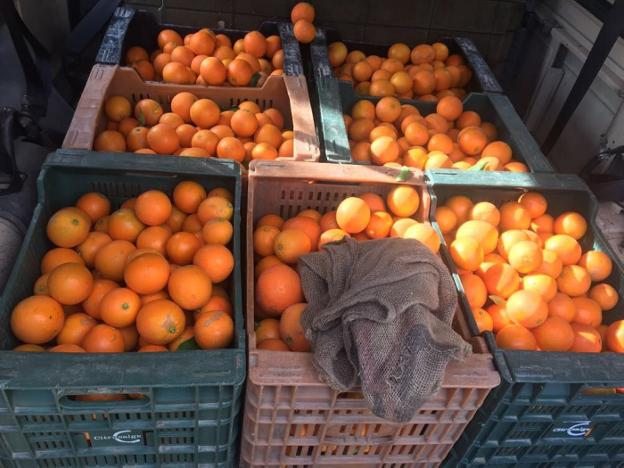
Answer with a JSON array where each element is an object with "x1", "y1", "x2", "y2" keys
[
  {"x1": 96, "y1": 6, "x2": 304, "y2": 76},
  {"x1": 425, "y1": 171, "x2": 624, "y2": 467}
]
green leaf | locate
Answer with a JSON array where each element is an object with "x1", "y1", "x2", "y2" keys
[
  {"x1": 136, "y1": 110, "x2": 146, "y2": 127},
  {"x1": 250, "y1": 72, "x2": 262, "y2": 87},
  {"x1": 395, "y1": 166, "x2": 411, "y2": 182},
  {"x1": 489, "y1": 295, "x2": 507, "y2": 307},
  {"x1": 466, "y1": 160, "x2": 491, "y2": 171},
  {"x1": 176, "y1": 338, "x2": 200, "y2": 351}
]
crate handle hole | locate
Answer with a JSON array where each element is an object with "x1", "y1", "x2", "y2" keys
[{"x1": 59, "y1": 393, "x2": 151, "y2": 410}]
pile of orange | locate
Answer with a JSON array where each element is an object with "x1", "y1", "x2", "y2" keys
[
  {"x1": 94, "y1": 93, "x2": 293, "y2": 161},
  {"x1": 290, "y1": 2, "x2": 316, "y2": 44},
  {"x1": 125, "y1": 27, "x2": 284, "y2": 86},
  {"x1": 437, "y1": 191, "x2": 623, "y2": 352},
  {"x1": 11, "y1": 181, "x2": 236, "y2": 353},
  {"x1": 253, "y1": 185, "x2": 440, "y2": 351},
  {"x1": 344, "y1": 95, "x2": 527, "y2": 171},
  {"x1": 329, "y1": 40, "x2": 473, "y2": 101}
]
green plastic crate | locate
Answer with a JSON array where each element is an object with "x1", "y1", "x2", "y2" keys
[
  {"x1": 310, "y1": 29, "x2": 551, "y2": 171},
  {"x1": 424, "y1": 171, "x2": 624, "y2": 466},
  {"x1": 0, "y1": 149, "x2": 245, "y2": 467}
]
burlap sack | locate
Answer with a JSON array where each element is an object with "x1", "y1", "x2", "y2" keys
[{"x1": 299, "y1": 237, "x2": 471, "y2": 422}]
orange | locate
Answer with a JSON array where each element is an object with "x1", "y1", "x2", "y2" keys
[
  {"x1": 76, "y1": 232, "x2": 112, "y2": 268},
  {"x1": 319, "y1": 211, "x2": 339, "y2": 232},
  {"x1": 535, "y1": 249, "x2": 562, "y2": 279},
  {"x1": 41, "y1": 248, "x2": 84, "y2": 274},
  {"x1": 457, "y1": 127, "x2": 487, "y2": 155},
  {"x1": 76, "y1": 192, "x2": 110, "y2": 222},
  {"x1": 470, "y1": 202, "x2": 500, "y2": 226},
  {"x1": 293, "y1": 20, "x2": 316, "y2": 44},
  {"x1": 445, "y1": 195, "x2": 473, "y2": 224},
  {"x1": 193, "y1": 244, "x2": 234, "y2": 283},
  {"x1": 94, "y1": 240, "x2": 136, "y2": 282},
  {"x1": 589, "y1": 283, "x2": 619, "y2": 311},
  {"x1": 153, "y1": 52, "x2": 172, "y2": 75},
  {"x1": 403, "y1": 223, "x2": 440, "y2": 253},
  {"x1": 173, "y1": 180, "x2": 206, "y2": 214},
  {"x1": 33, "y1": 274, "x2": 49, "y2": 295},
  {"x1": 199, "y1": 56, "x2": 226, "y2": 85},
  {"x1": 365, "y1": 211, "x2": 393, "y2": 239},
  {"x1": 578, "y1": 250, "x2": 613, "y2": 282},
  {"x1": 548, "y1": 292, "x2": 576, "y2": 322},
  {"x1": 456, "y1": 111, "x2": 481, "y2": 129},
  {"x1": 403, "y1": 147, "x2": 427, "y2": 169},
  {"x1": 424, "y1": 113, "x2": 449, "y2": 133},
  {"x1": 473, "y1": 308, "x2": 494, "y2": 333},
  {"x1": 126, "y1": 46, "x2": 149, "y2": 64},
  {"x1": 569, "y1": 323, "x2": 602, "y2": 352},
  {"x1": 47, "y1": 207, "x2": 91, "y2": 248},
  {"x1": 476, "y1": 253, "x2": 506, "y2": 278},
  {"x1": 544, "y1": 234, "x2": 582, "y2": 266},
  {"x1": 202, "y1": 219, "x2": 233, "y2": 245},
  {"x1": 159, "y1": 112, "x2": 184, "y2": 129},
  {"x1": 328, "y1": 41, "x2": 347, "y2": 67},
  {"x1": 81, "y1": 324, "x2": 125, "y2": 352},
  {"x1": 166, "y1": 231, "x2": 202, "y2": 265},
  {"x1": 119, "y1": 324, "x2": 139, "y2": 351},
  {"x1": 298, "y1": 209, "x2": 321, "y2": 222},
  {"x1": 49, "y1": 343, "x2": 85, "y2": 353},
  {"x1": 375, "y1": 97, "x2": 401, "y2": 123},
  {"x1": 251, "y1": 142, "x2": 278, "y2": 160},
  {"x1": 134, "y1": 190, "x2": 172, "y2": 226},
  {"x1": 336, "y1": 197, "x2": 371, "y2": 233},
  {"x1": 265, "y1": 35, "x2": 281, "y2": 58},
  {"x1": 118, "y1": 117, "x2": 139, "y2": 136},
  {"x1": 557, "y1": 265, "x2": 591, "y2": 297},
  {"x1": 390, "y1": 71, "x2": 412, "y2": 94},
  {"x1": 495, "y1": 324, "x2": 538, "y2": 350},
  {"x1": 255, "y1": 124, "x2": 283, "y2": 148},
  {"x1": 134, "y1": 98, "x2": 163, "y2": 126},
  {"x1": 427, "y1": 133, "x2": 454, "y2": 153},
  {"x1": 256, "y1": 318, "x2": 281, "y2": 344},
  {"x1": 162, "y1": 60, "x2": 191, "y2": 84},
  {"x1": 229, "y1": 109, "x2": 258, "y2": 138},
  {"x1": 403, "y1": 122, "x2": 429, "y2": 146},
  {"x1": 387, "y1": 186, "x2": 420, "y2": 217},
  {"x1": 507, "y1": 240, "x2": 542, "y2": 274},
  {"x1": 456, "y1": 220, "x2": 498, "y2": 254},
  {"x1": 108, "y1": 208, "x2": 144, "y2": 242},
  {"x1": 279, "y1": 303, "x2": 310, "y2": 351},
  {"x1": 82, "y1": 279, "x2": 118, "y2": 319},
  {"x1": 480, "y1": 141, "x2": 512, "y2": 165},
  {"x1": 171, "y1": 92, "x2": 198, "y2": 123},
  {"x1": 140, "y1": 290, "x2": 169, "y2": 305},
  {"x1": 158, "y1": 29, "x2": 183, "y2": 49},
  {"x1": 572, "y1": 297, "x2": 602, "y2": 328},
  {"x1": 318, "y1": 229, "x2": 350, "y2": 248},
  {"x1": 410, "y1": 44, "x2": 435, "y2": 64},
  {"x1": 506, "y1": 290, "x2": 548, "y2": 329},
  {"x1": 483, "y1": 263, "x2": 520, "y2": 299},
  {"x1": 450, "y1": 237, "x2": 484, "y2": 271},
  {"x1": 47, "y1": 263, "x2": 93, "y2": 305},
  {"x1": 352, "y1": 61, "x2": 373, "y2": 82},
  {"x1": 352, "y1": 100, "x2": 375, "y2": 121},
  {"x1": 124, "y1": 253, "x2": 170, "y2": 295},
  {"x1": 199, "y1": 295, "x2": 232, "y2": 317},
  {"x1": 532, "y1": 316, "x2": 574, "y2": 351},
  {"x1": 207, "y1": 187, "x2": 233, "y2": 202},
  {"x1": 436, "y1": 95, "x2": 463, "y2": 121},
  {"x1": 126, "y1": 126, "x2": 149, "y2": 151},
  {"x1": 197, "y1": 196, "x2": 233, "y2": 222},
  {"x1": 258, "y1": 338, "x2": 290, "y2": 350},
  {"x1": 522, "y1": 274, "x2": 557, "y2": 302},
  {"x1": 499, "y1": 201, "x2": 531, "y2": 231},
  {"x1": 136, "y1": 299, "x2": 185, "y2": 345},
  {"x1": 104, "y1": 96, "x2": 131, "y2": 123},
  {"x1": 256, "y1": 264, "x2": 303, "y2": 317},
  {"x1": 518, "y1": 192, "x2": 547, "y2": 219},
  {"x1": 497, "y1": 230, "x2": 529, "y2": 259},
  {"x1": 13, "y1": 344, "x2": 45, "y2": 352},
  {"x1": 283, "y1": 216, "x2": 321, "y2": 250},
  {"x1": 138, "y1": 344, "x2": 168, "y2": 352},
  {"x1": 460, "y1": 273, "x2": 487, "y2": 309},
  {"x1": 136, "y1": 226, "x2": 172, "y2": 255},
  {"x1": 369, "y1": 124, "x2": 397, "y2": 141},
  {"x1": 99, "y1": 287, "x2": 141, "y2": 328},
  {"x1": 168, "y1": 265, "x2": 212, "y2": 309},
  {"x1": 358, "y1": 192, "x2": 386, "y2": 212},
  {"x1": 190, "y1": 99, "x2": 220, "y2": 129},
  {"x1": 254, "y1": 225, "x2": 281, "y2": 256},
  {"x1": 554, "y1": 212, "x2": 587, "y2": 240},
  {"x1": 273, "y1": 229, "x2": 312, "y2": 263},
  {"x1": 488, "y1": 303, "x2": 512, "y2": 332},
  {"x1": 435, "y1": 206, "x2": 457, "y2": 234},
  {"x1": 291, "y1": 2, "x2": 315, "y2": 22},
  {"x1": 348, "y1": 118, "x2": 375, "y2": 141},
  {"x1": 194, "y1": 310, "x2": 234, "y2": 349},
  {"x1": 606, "y1": 321, "x2": 624, "y2": 352},
  {"x1": 189, "y1": 30, "x2": 215, "y2": 55},
  {"x1": 11, "y1": 295, "x2": 64, "y2": 344},
  {"x1": 412, "y1": 69, "x2": 436, "y2": 95}
]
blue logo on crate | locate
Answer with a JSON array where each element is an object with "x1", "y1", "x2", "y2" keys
[
  {"x1": 550, "y1": 421, "x2": 592, "y2": 438},
  {"x1": 90, "y1": 429, "x2": 144, "y2": 446}
]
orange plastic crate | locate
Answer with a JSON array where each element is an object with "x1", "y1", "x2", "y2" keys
[{"x1": 241, "y1": 161, "x2": 500, "y2": 467}]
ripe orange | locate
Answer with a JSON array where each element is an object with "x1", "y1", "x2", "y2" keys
[
  {"x1": 193, "y1": 244, "x2": 234, "y2": 283},
  {"x1": 170, "y1": 92, "x2": 198, "y2": 123},
  {"x1": 273, "y1": 229, "x2": 312, "y2": 263},
  {"x1": 283, "y1": 216, "x2": 321, "y2": 250},
  {"x1": 572, "y1": 297, "x2": 602, "y2": 328},
  {"x1": 589, "y1": 283, "x2": 619, "y2": 311},
  {"x1": 557, "y1": 265, "x2": 591, "y2": 297},
  {"x1": 482, "y1": 263, "x2": 520, "y2": 299},
  {"x1": 82, "y1": 279, "x2": 118, "y2": 319},
  {"x1": 531, "y1": 214, "x2": 554, "y2": 234},
  {"x1": 435, "y1": 206, "x2": 457, "y2": 234},
  {"x1": 606, "y1": 321, "x2": 624, "y2": 352},
  {"x1": 319, "y1": 229, "x2": 350, "y2": 248},
  {"x1": 166, "y1": 206, "x2": 186, "y2": 233},
  {"x1": 496, "y1": 324, "x2": 538, "y2": 350},
  {"x1": 578, "y1": 250, "x2": 613, "y2": 282},
  {"x1": 507, "y1": 240, "x2": 542, "y2": 274},
  {"x1": 319, "y1": 211, "x2": 339, "y2": 232},
  {"x1": 518, "y1": 192, "x2": 547, "y2": 219},
  {"x1": 227, "y1": 59, "x2": 253, "y2": 86},
  {"x1": 450, "y1": 237, "x2": 484, "y2": 271},
  {"x1": 254, "y1": 225, "x2": 281, "y2": 256},
  {"x1": 99, "y1": 287, "x2": 141, "y2": 328},
  {"x1": 166, "y1": 231, "x2": 202, "y2": 265},
  {"x1": 189, "y1": 98, "x2": 220, "y2": 129},
  {"x1": 535, "y1": 249, "x2": 562, "y2": 279},
  {"x1": 488, "y1": 303, "x2": 512, "y2": 332},
  {"x1": 168, "y1": 265, "x2": 212, "y2": 309},
  {"x1": 499, "y1": 201, "x2": 531, "y2": 231},
  {"x1": 124, "y1": 252, "x2": 170, "y2": 294},
  {"x1": 456, "y1": 220, "x2": 498, "y2": 254},
  {"x1": 473, "y1": 308, "x2": 494, "y2": 333},
  {"x1": 293, "y1": 20, "x2": 315, "y2": 44},
  {"x1": 41, "y1": 248, "x2": 84, "y2": 274},
  {"x1": 11, "y1": 295, "x2": 64, "y2": 344},
  {"x1": 47, "y1": 207, "x2": 91, "y2": 248},
  {"x1": 506, "y1": 290, "x2": 548, "y2": 329},
  {"x1": 460, "y1": 273, "x2": 487, "y2": 309},
  {"x1": 81, "y1": 324, "x2": 124, "y2": 352},
  {"x1": 94, "y1": 240, "x2": 136, "y2": 281},
  {"x1": 195, "y1": 310, "x2": 234, "y2": 349},
  {"x1": 134, "y1": 190, "x2": 172, "y2": 226},
  {"x1": 370, "y1": 136, "x2": 400, "y2": 165},
  {"x1": 258, "y1": 338, "x2": 290, "y2": 350},
  {"x1": 256, "y1": 264, "x2": 303, "y2": 317},
  {"x1": 76, "y1": 192, "x2": 110, "y2": 222},
  {"x1": 569, "y1": 323, "x2": 602, "y2": 352},
  {"x1": 457, "y1": 126, "x2": 487, "y2": 155},
  {"x1": 136, "y1": 226, "x2": 172, "y2": 254},
  {"x1": 445, "y1": 195, "x2": 473, "y2": 224},
  {"x1": 47, "y1": 263, "x2": 94, "y2": 305},
  {"x1": 279, "y1": 303, "x2": 310, "y2": 351},
  {"x1": 172, "y1": 180, "x2": 206, "y2": 214},
  {"x1": 197, "y1": 196, "x2": 233, "y2": 222},
  {"x1": 436, "y1": 95, "x2": 463, "y2": 120},
  {"x1": 470, "y1": 202, "x2": 500, "y2": 226},
  {"x1": 336, "y1": 197, "x2": 371, "y2": 233},
  {"x1": 532, "y1": 316, "x2": 574, "y2": 351},
  {"x1": 202, "y1": 218, "x2": 233, "y2": 245},
  {"x1": 199, "y1": 295, "x2": 232, "y2": 317},
  {"x1": 136, "y1": 299, "x2": 185, "y2": 345},
  {"x1": 554, "y1": 212, "x2": 587, "y2": 240},
  {"x1": 365, "y1": 211, "x2": 393, "y2": 239},
  {"x1": 387, "y1": 186, "x2": 420, "y2": 217},
  {"x1": 522, "y1": 274, "x2": 557, "y2": 302},
  {"x1": 256, "y1": 318, "x2": 281, "y2": 344},
  {"x1": 49, "y1": 343, "x2": 86, "y2": 353},
  {"x1": 548, "y1": 292, "x2": 576, "y2": 322},
  {"x1": 544, "y1": 234, "x2": 582, "y2": 266},
  {"x1": 134, "y1": 98, "x2": 163, "y2": 126},
  {"x1": 403, "y1": 223, "x2": 440, "y2": 253},
  {"x1": 76, "y1": 232, "x2": 112, "y2": 268}
]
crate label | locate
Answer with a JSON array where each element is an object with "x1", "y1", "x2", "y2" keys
[
  {"x1": 549, "y1": 421, "x2": 593, "y2": 438},
  {"x1": 90, "y1": 429, "x2": 144, "y2": 447}
]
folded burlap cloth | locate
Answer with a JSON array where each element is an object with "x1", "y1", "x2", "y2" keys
[{"x1": 298, "y1": 237, "x2": 472, "y2": 422}]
